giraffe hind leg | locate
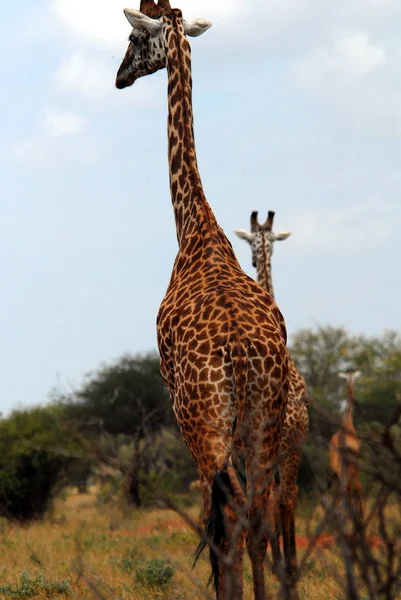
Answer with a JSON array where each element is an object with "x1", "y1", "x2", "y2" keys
[
  {"x1": 278, "y1": 499, "x2": 299, "y2": 600},
  {"x1": 245, "y1": 455, "x2": 274, "y2": 600},
  {"x1": 268, "y1": 481, "x2": 282, "y2": 578},
  {"x1": 194, "y1": 467, "x2": 245, "y2": 599},
  {"x1": 348, "y1": 486, "x2": 364, "y2": 521},
  {"x1": 194, "y1": 470, "x2": 231, "y2": 590},
  {"x1": 277, "y1": 455, "x2": 301, "y2": 600}
]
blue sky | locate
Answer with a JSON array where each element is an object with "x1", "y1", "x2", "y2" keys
[{"x1": 1, "y1": 0, "x2": 400, "y2": 414}]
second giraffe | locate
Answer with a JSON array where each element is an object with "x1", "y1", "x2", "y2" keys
[
  {"x1": 329, "y1": 369, "x2": 364, "y2": 519},
  {"x1": 235, "y1": 210, "x2": 309, "y2": 598}
]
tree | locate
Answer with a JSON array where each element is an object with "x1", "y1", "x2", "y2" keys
[
  {"x1": 290, "y1": 326, "x2": 401, "y2": 424},
  {"x1": 289, "y1": 326, "x2": 401, "y2": 490},
  {"x1": 63, "y1": 353, "x2": 173, "y2": 435},
  {"x1": 0, "y1": 405, "x2": 77, "y2": 520},
  {"x1": 59, "y1": 353, "x2": 177, "y2": 506}
]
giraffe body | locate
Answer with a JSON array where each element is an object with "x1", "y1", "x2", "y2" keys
[
  {"x1": 235, "y1": 211, "x2": 309, "y2": 596},
  {"x1": 329, "y1": 371, "x2": 363, "y2": 519},
  {"x1": 116, "y1": 4, "x2": 289, "y2": 598}
]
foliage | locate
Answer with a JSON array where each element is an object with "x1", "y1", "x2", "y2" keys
[
  {"x1": 56, "y1": 353, "x2": 192, "y2": 507},
  {"x1": 61, "y1": 353, "x2": 173, "y2": 436},
  {"x1": 289, "y1": 326, "x2": 401, "y2": 491},
  {"x1": 0, "y1": 571, "x2": 69, "y2": 598},
  {"x1": 290, "y1": 326, "x2": 401, "y2": 428},
  {"x1": 131, "y1": 428, "x2": 197, "y2": 498},
  {"x1": 290, "y1": 325, "x2": 351, "y2": 406},
  {"x1": 1, "y1": 328, "x2": 399, "y2": 523},
  {"x1": 135, "y1": 559, "x2": 175, "y2": 588},
  {"x1": 0, "y1": 406, "x2": 77, "y2": 521}
]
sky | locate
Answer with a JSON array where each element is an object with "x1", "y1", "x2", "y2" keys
[{"x1": 1, "y1": 0, "x2": 400, "y2": 414}]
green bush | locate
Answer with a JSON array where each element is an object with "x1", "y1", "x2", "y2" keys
[
  {"x1": 118, "y1": 556, "x2": 136, "y2": 574},
  {"x1": 135, "y1": 558, "x2": 175, "y2": 588},
  {"x1": 0, "y1": 570, "x2": 69, "y2": 598},
  {"x1": 0, "y1": 406, "x2": 77, "y2": 521}
]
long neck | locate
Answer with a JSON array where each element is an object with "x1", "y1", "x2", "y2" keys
[
  {"x1": 163, "y1": 13, "x2": 217, "y2": 246},
  {"x1": 256, "y1": 240, "x2": 274, "y2": 298},
  {"x1": 342, "y1": 379, "x2": 355, "y2": 430}
]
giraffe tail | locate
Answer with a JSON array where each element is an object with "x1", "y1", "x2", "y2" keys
[{"x1": 193, "y1": 470, "x2": 234, "y2": 592}]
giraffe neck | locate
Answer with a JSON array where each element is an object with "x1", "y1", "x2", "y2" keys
[
  {"x1": 342, "y1": 406, "x2": 355, "y2": 431},
  {"x1": 163, "y1": 12, "x2": 218, "y2": 247},
  {"x1": 256, "y1": 240, "x2": 274, "y2": 299},
  {"x1": 342, "y1": 381, "x2": 355, "y2": 431}
]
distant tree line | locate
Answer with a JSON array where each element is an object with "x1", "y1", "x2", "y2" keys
[{"x1": 0, "y1": 326, "x2": 400, "y2": 521}]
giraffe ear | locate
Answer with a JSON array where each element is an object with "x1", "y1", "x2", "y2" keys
[
  {"x1": 272, "y1": 231, "x2": 291, "y2": 241},
  {"x1": 124, "y1": 8, "x2": 162, "y2": 34},
  {"x1": 339, "y1": 370, "x2": 361, "y2": 380},
  {"x1": 184, "y1": 19, "x2": 212, "y2": 37},
  {"x1": 234, "y1": 229, "x2": 253, "y2": 243}
]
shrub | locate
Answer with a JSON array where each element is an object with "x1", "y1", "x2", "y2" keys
[
  {"x1": 0, "y1": 406, "x2": 76, "y2": 521},
  {"x1": 0, "y1": 571, "x2": 69, "y2": 598},
  {"x1": 135, "y1": 558, "x2": 175, "y2": 588}
]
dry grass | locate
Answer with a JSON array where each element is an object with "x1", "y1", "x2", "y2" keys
[{"x1": 0, "y1": 488, "x2": 399, "y2": 599}]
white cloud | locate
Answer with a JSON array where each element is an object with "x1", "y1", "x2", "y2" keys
[
  {"x1": 291, "y1": 29, "x2": 401, "y2": 136},
  {"x1": 10, "y1": 109, "x2": 103, "y2": 166},
  {"x1": 53, "y1": 0, "x2": 127, "y2": 48},
  {"x1": 294, "y1": 32, "x2": 386, "y2": 82},
  {"x1": 52, "y1": 0, "x2": 246, "y2": 49},
  {"x1": 291, "y1": 199, "x2": 400, "y2": 256},
  {"x1": 53, "y1": 54, "x2": 111, "y2": 96},
  {"x1": 10, "y1": 0, "x2": 401, "y2": 141},
  {"x1": 44, "y1": 109, "x2": 86, "y2": 137}
]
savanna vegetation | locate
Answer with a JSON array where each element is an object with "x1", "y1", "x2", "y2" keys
[{"x1": 0, "y1": 325, "x2": 400, "y2": 598}]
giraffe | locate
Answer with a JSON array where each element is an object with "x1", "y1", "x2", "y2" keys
[
  {"x1": 329, "y1": 369, "x2": 363, "y2": 519},
  {"x1": 235, "y1": 211, "x2": 309, "y2": 596},
  {"x1": 115, "y1": 3, "x2": 289, "y2": 598}
]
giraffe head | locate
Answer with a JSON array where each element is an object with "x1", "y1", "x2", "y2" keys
[
  {"x1": 115, "y1": 0, "x2": 212, "y2": 89},
  {"x1": 339, "y1": 369, "x2": 361, "y2": 384},
  {"x1": 234, "y1": 211, "x2": 291, "y2": 269}
]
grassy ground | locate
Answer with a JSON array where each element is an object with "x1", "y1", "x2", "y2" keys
[{"x1": 0, "y1": 488, "x2": 399, "y2": 599}]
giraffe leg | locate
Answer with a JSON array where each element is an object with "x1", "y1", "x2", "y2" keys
[
  {"x1": 197, "y1": 475, "x2": 211, "y2": 529},
  {"x1": 349, "y1": 470, "x2": 364, "y2": 521},
  {"x1": 268, "y1": 480, "x2": 282, "y2": 578},
  {"x1": 245, "y1": 453, "x2": 274, "y2": 600},
  {"x1": 277, "y1": 454, "x2": 301, "y2": 600},
  {"x1": 347, "y1": 485, "x2": 363, "y2": 522},
  {"x1": 354, "y1": 486, "x2": 364, "y2": 520},
  {"x1": 195, "y1": 463, "x2": 246, "y2": 600},
  {"x1": 278, "y1": 495, "x2": 299, "y2": 600}
]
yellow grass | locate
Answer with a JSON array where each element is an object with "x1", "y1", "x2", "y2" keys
[{"x1": 0, "y1": 489, "x2": 399, "y2": 599}]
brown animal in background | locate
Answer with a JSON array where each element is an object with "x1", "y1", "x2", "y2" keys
[
  {"x1": 115, "y1": 2, "x2": 289, "y2": 598},
  {"x1": 329, "y1": 369, "x2": 363, "y2": 518}
]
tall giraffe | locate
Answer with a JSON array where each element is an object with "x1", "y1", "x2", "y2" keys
[
  {"x1": 116, "y1": 3, "x2": 289, "y2": 599},
  {"x1": 329, "y1": 369, "x2": 363, "y2": 518},
  {"x1": 235, "y1": 211, "x2": 309, "y2": 596}
]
